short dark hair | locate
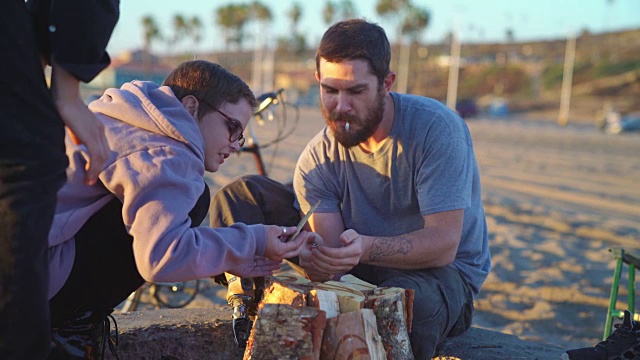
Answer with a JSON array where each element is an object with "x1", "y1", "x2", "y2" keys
[
  {"x1": 163, "y1": 60, "x2": 257, "y2": 120},
  {"x1": 315, "y1": 19, "x2": 391, "y2": 85}
]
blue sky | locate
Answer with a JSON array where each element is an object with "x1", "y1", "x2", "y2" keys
[{"x1": 108, "y1": 0, "x2": 640, "y2": 55}]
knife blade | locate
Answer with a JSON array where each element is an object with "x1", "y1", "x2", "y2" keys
[{"x1": 285, "y1": 200, "x2": 320, "y2": 242}]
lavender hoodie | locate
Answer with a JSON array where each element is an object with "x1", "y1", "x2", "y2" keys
[{"x1": 47, "y1": 81, "x2": 266, "y2": 299}]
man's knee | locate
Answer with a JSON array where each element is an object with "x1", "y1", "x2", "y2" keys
[
  {"x1": 382, "y1": 275, "x2": 448, "y2": 327},
  {"x1": 210, "y1": 175, "x2": 298, "y2": 227},
  {"x1": 378, "y1": 267, "x2": 473, "y2": 340}
]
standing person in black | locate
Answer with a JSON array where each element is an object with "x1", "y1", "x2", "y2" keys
[{"x1": 0, "y1": 0, "x2": 118, "y2": 359}]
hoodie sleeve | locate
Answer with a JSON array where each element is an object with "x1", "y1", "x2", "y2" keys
[{"x1": 100, "y1": 144, "x2": 267, "y2": 283}]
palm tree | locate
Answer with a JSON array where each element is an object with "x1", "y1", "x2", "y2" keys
[
  {"x1": 140, "y1": 15, "x2": 162, "y2": 80},
  {"x1": 141, "y1": 15, "x2": 162, "y2": 54},
  {"x1": 288, "y1": 2, "x2": 302, "y2": 36},
  {"x1": 340, "y1": 0, "x2": 356, "y2": 19},
  {"x1": 250, "y1": 0, "x2": 272, "y2": 43},
  {"x1": 171, "y1": 14, "x2": 189, "y2": 54},
  {"x1": 375, "y1": 0, "x2": 409, "y2": 24},
  {"x1": 376, "y1": 0, "x2": 429, "y2": 93},
  {"x1": 249, "y1": 1, "x2": 273, "y2": 92},
  {"x1": 215, "y1": 4, "x2": 251, "y2": 50},
  {"x1": 287, "y1": 2, "x2": 306, "y2": 54},
  {"x1": 322, "y1": 1, "x2": 336, "y2": 25},
  {"x1": 397, "y1": 5, "x2": 430, "y2": 93},
  {"x1": 251, "y1": 1, "x2": 272, "y2": 24},
  {"x1": 189, "y1": 16, "x2": 203, "y2": 49},
  {"x1": 400, "y1": 5, "x2": 430, "y2": 42},
  {"x1": 323, "y1": 0, "x2": 357, "y2": 25},
  {"x1": 215, "y1": 6, "x2": 233, "y2": 49}
]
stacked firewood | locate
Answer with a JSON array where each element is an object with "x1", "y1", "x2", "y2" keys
[{"x1": 242, "y1": 273, "x2": 414, "y2": 360}]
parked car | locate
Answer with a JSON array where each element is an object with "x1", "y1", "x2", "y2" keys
[
  {"x1": 605, "y1": 112, "x2": 640, "y2": 134},
  {"x1": 456, "y1": 99, "x2": 479, "y2": 119}
]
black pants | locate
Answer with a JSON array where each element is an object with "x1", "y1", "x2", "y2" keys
[
  {"x1": 0, "y1": 1, "x2": 68, "y2": 358},
  {"x1": 49, "y1": 184, "x2": 210, "y2": 326},
  {"x1": 209, "y1": 175, "x2": 475, "y2": 359}
]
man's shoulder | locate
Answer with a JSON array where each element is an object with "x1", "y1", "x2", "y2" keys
[
  {"x1": 393, "y1": 92, "x2": 453, "y2": 117},
  {"x1": 305, "y1": 126, "x2": 335, "y2": 151}
]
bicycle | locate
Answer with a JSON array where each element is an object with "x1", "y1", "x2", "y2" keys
[
  {"x1": 118, "y1": 89, "x2": 299, "y2": 313},
  {"x1": 239, "y1": 88, "x2": 299, "y2": 178},
  {"x1": 119, "y1": 280, "x2": 201, "y2": 312}
]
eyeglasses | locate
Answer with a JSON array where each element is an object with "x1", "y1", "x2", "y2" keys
[
  {"x1": 198, "y1": 98, "x2": 245, "y2": 147},
  {"x1": 213, "y1": 108, "x2": 245, "y2": 147}
]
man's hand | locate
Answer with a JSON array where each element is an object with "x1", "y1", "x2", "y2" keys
[
  {"x1": 298, "y1": 232, "x2": 332, "y2": 281},
  {"x1": 51, "y1": 60, "x2": 109, "y2": 186},
  {"x1": 300, "y1": 229, "x2": 364, "y2": 281}
]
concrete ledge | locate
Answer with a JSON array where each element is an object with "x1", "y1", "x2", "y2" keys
[
  {"x1": 438, "y1": 327, "x2": 564, "y2": 359},
  {"x1": 105, "y1": 308, "x2": 564, "y2": 359}
]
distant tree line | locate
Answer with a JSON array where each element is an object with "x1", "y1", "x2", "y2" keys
[{"x1": 139, "y1": 0, "x2": 430, "y2": 55}]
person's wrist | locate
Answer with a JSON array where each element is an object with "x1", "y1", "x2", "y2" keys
[{"x1": 360, "y1": 235, "x2": 373, "y2": 264}]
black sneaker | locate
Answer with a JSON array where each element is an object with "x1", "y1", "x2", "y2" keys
[
  {"x1": 561, "y1": 310, "x2": 640, "y2": 360},
  {"x1": 49, "y1": 306, "x2": 119, "y2": 360}
]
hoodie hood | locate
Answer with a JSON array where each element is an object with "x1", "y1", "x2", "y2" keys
[{"x1": 89, "y1": 80, "x2": 204, "y2": 160}]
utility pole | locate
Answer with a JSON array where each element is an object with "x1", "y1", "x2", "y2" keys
[
  {"x1": 251, "y1": 23, "x2": 265, "y2": 95},
  {"x1": 446, "y1": 28, "x2": 461, "y2": 110},
  {"x1": 396, "y1": 39, "x2": 410, "y2": 94},
  {"x1": 262, "y1": 44, "x2": 275, "y2": 92},
  {"x1": 558, "y1": 33, "x2": 576, "y2": 126}
]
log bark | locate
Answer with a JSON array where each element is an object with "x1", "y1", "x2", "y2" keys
[
  {"x1": 365, "y1": 287, "x2": 414, "y2": 360},
  {"x1": 320, "y1": 309, "x2": 387, "y2": 360},
  {"x1": 243, "y1": 303, "x2": 326, "y2": 360}
]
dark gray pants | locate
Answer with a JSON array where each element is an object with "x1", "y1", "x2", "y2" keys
[{"x1": 210, "y1": 175, "x2": 474, "y2": 359}]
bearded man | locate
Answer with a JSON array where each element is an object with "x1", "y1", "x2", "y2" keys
[{"x1": 210, "y1": 19, "x2": 490, "y2": 359}]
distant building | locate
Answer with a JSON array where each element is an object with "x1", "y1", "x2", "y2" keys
[{"x1": 86, "y1": 50, "x2": 173, "y2": 92}]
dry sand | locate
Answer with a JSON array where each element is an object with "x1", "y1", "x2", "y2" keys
[{"x1": 120, "y1": 106, "x2": 640, "y2": 353}]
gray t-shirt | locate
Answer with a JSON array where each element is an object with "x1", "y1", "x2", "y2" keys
[{"x1": 293, "y1": 92, "x2": 490, "y2": 295}]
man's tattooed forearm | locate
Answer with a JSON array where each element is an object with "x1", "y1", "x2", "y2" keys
[{"x1": 368, "y1": 237, "x2": 413, "y2": 261}]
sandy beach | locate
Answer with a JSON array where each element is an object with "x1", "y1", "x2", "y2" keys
[{"x1": 120, "y1": 105, "x2": 640, "y2": 353}]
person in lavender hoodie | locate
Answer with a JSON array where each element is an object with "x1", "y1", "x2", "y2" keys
[{"x1": 46, "y1": 60, "x2": 310, "y2": 358}]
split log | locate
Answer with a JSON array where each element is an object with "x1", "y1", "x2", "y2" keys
[
  {"x1": 260, "y1": 276, "x2": 366, "y2": 317},
  {"x1": 243, "y1": 303, "x2": 326, "y2": 360},
  {"x1": 365, "y1": 287, "x2": 414, "y2": 360},
  {"x1": 252, "y1": 275, "x2": 415, "y2": 359},
  {"x1": 339, "y1": 274, "x2": 377, "y2": 295},
  {"x1": 260, "y1": 276, "x2": 314, "y2": 309},
  {"x1": 313, "y1": 281, "x2": 366, "y2": 314},
  {"x1": 320, "y1": 308, "x2": 386, "y2": 360},
  {"x1": 309, "y1": 289, "x2": 340, "y2": 319}
]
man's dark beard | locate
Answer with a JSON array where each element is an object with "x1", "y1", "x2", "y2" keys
[{"x1": 322, "y1": 90, "x2": 385, "y2": 148}]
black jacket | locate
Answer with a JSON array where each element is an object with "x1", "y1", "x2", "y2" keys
[{"x1": 26, "y1": 0, "x2": 120, "y2": 82}]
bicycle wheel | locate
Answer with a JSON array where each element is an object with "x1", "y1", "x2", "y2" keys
[{"x1": 151, "y1": 280, "x2": 201, "y2": 309}]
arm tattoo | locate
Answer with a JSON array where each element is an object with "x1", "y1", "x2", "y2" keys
[{"x1": 368, "y1": 237, "x2": 413, "y2": 261}]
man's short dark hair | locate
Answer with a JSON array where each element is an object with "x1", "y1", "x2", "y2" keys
[
  {"x1": 316, "y1": 19, "x2": 391, "y2": 85},
  {"x1": 163, "y1": 60, "x2": 257, "y2": 119}
]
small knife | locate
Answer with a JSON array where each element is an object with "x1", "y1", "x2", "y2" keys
[{"x1": 285, "y1": 200, "x2": 320, "y2": 242}]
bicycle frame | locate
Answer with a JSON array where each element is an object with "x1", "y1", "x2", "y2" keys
[{"x1": 238, "y1": 88, "x2": 298, "y2": 178}]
